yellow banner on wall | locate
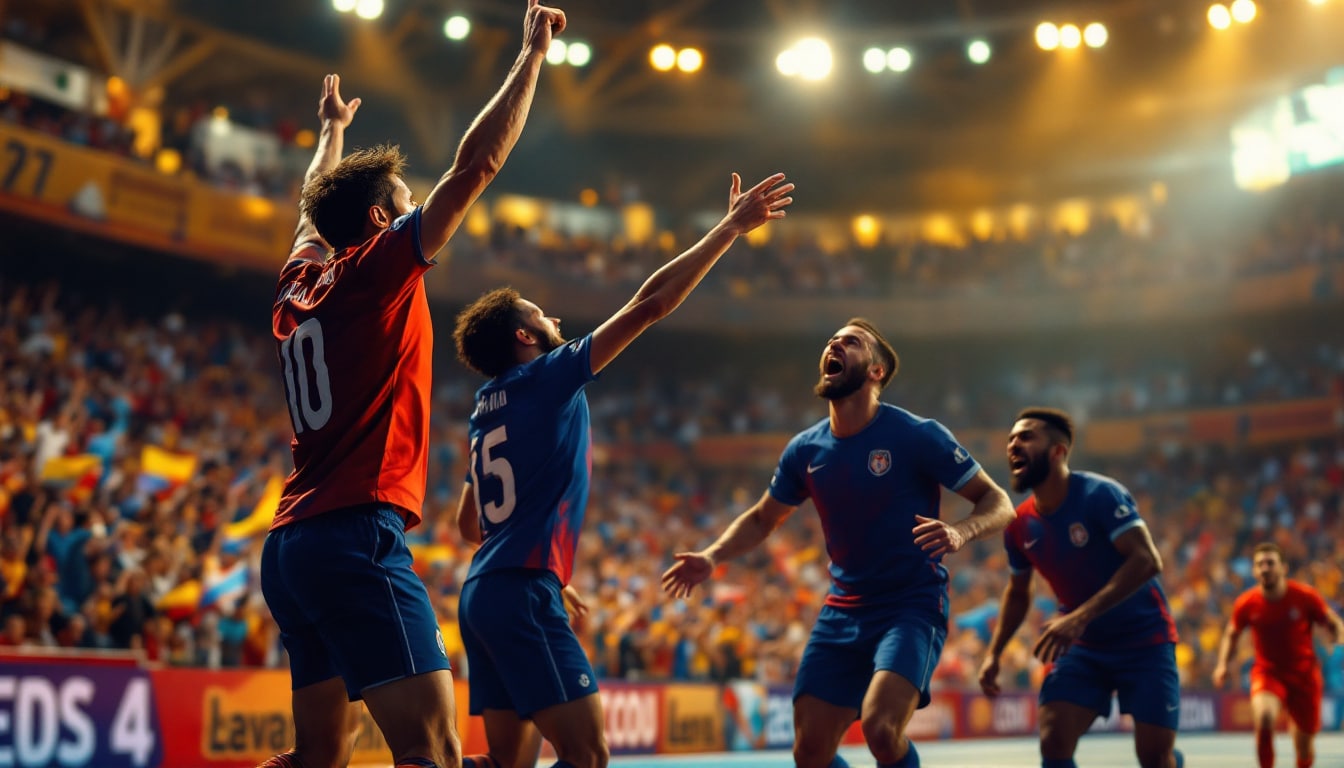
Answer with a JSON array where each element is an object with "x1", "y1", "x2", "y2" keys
[
  {"x1": 0, "y1": 123, "x2": 293, "y2": 270},
  {"x1": 661, "y1": 684, "x2": 725, "y2": 753}
]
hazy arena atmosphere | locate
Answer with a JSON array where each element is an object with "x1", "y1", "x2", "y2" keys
[{"x1": 1, "y1": 0, "x2": 1344, "y2": 767}]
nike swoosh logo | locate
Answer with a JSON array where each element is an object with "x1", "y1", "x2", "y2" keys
[
  {"x1": 807, "y1": 463, "x2": 826, "y2": 474},
  {"x1": 1024, "y1": 538, "x2": 1039, "y2": 549}
]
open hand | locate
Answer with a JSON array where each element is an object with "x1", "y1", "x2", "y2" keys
[
  {"x1": 661, "y1": 552, "x2": 715, "y2": 599},
  {"x1": 318, "y1": 74, "x2": 360, "y2": 128},
  {"x1": 1033, "y1": 612, "x2": 1088, "y2": 664},
  {"x1": 724, "y1": 173, "x2": 794, "y2": 235}
]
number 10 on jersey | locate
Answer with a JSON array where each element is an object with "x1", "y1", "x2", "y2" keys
[{"x1": 280, "y1": 318, "x2": 333, "y2": 433}]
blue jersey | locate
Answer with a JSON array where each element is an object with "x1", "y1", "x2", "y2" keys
[
  {"x1": 464, "y1": 335, "x2": 596, "y2": 585},
  {"x1": 1004, "y1": 471, "x2": 1178, "y2": 649},
  {"x1": 769, "y1": 404, "x2": 981, "y2": 608}
]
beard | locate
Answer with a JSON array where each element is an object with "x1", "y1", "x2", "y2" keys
[
  {"x1": 1009, "y1": 452, "x2": 1052, "y2": 493},
  {"x1": 814, "y1": 365, "x2": 867, "y2": 400}
]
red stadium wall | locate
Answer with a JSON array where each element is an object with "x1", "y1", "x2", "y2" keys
[{"x1": 0, "y1": 653, "x2": 1335, "y2": 766}]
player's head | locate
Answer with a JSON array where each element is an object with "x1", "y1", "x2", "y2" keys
[
  {"x1": 1252, "y1": 542, "x2": 1286, "y2": 589},
  {"x1": 453, "y1": 287, "x2": 565, "y2": 377},
  {"x1": 814, "y1": 317, "x2": 898, "y2": 400},
  {"x1": 300, "y1": 144, "x2": 414, "y2": 250},
  {"x1": 1007, "y1": 407, "x2": 1074, "y2": 492}
]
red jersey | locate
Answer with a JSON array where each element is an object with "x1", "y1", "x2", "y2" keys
[
  {"x1": 1232, "y1": 579, "x2": 1328, "y2": 676},
  {"x1": 271, "y1": 209, "x2": 434, "y2": 530}
]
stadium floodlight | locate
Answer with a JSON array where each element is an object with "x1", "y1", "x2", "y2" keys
[
  {"x1": 1035, "y1": 22, "x2": 1060, "y2": 51},
  {"x1": 354, "y1": 0, "x2": 383, "y2": 20},
  {"x1": 547, "y1": 39, "x2": 568, "y2": 65},
  {"x1": 1230, "y1": 0, "x2": 1257, "y2": 22},
  {"x1": 1059, "y1": 23, "x2": 1082, "y2": 49},
  {"x1": 676, "y1": 47, "x2": 703, "y2": 73},
  {"x1": 1208, "y1": 3, "x2": 1233, "y2": 28},
  {"x1": 650, "y1": 44, "x2": 677, "y2": 72},
  {"x1": 444, "y1": 15, "x2": 470, "y2": 41},
  {"x1": 1083, "y1": 22, "x2": 1108, "y2": 48},
  {"x1": 862, "y1": 47, "x2": 886, "y2": 74},
  {"x1": 887, "y1": 47, "x2": 913, "y2": 73},
  {"x1": 567, "y1": 42, "x2": 592, "y2": 67},
  {"x1": 776, "y1": 48, "x2": 800, "y2": 77},
  {"x1": 795, "y1": 37, "x2": 833, "y2": 81},
  {"x1": 967, "y1": 39, "x2": 991, "y2": 64},
  {"x1": 333, "y1": 0, "x2": 356, "y2": 12},
  {"x1": 1308, "y1": 0, "x2": 1327, "y2": 5}
]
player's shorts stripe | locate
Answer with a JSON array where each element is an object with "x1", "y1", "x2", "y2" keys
[
  {"x1": 919, "y1": 623, "x2": 938, "y2": 686},
  {"x1": 372, "y1": 529, "x2": 417, "y2": 676},
  {"x1": 1108, "y1": 518, "x2": 1145, "y2": 541}
]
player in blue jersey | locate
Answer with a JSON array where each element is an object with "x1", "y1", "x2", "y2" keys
[
  {"x1": 977, "y1": 407, "x2": 1184, "y2": 768},
  {"x1": 451, "y1": 171, "x2": 793, "y2": 768},
  {"x1": 662, "y1": 318, "x2": 1016, "y2": 768}
]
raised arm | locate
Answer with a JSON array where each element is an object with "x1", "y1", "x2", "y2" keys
[
  {"x1": 979, "y1": 569, "x2": 1034, "y2": 696},
  {"x1": 661, "y1": 491, "x2": 796, "y2": 599},
  {"x1": 291, "y1": 74, "x2": 361, "y2": 256},
  {"x1": 589, "y1": 172, "x2": 793, "y2": 374},
  {"x1": 419, "y1": 0, "x2": 566, "y2": 259},
  {"x1": 1034, "y1": 524, "x2": 1162, "y2": 663}
]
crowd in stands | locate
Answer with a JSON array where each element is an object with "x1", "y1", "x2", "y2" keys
[{"x1": 0, "y1": 259, "x2": 1341, "y2": 699}]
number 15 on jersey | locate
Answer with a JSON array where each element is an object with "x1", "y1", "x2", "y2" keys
[{"x1": 470, "y1": 426, "x2": 516, "y2": 524}]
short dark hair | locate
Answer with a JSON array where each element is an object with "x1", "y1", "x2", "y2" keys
[
  {"x1": 1016, "y1": 407, "x2": 1074, "y2": 446},
  {"x1": 845, "y1": 317, "x2": 899, "y2": 389},
  {"x1": 299, "y1": 144, "x2": 407, "y2": 250},
  {"x1": 454, "y1": 287, "x2": 526, "y2": 378},
  {"x1": 1252, "y1": 542, "x2": 1284, "y2": 561}
]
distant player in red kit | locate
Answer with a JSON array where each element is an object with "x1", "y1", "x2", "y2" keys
[
  {"x1": 258, "y1": 2, "x2": 567, "y2": 767},
  {"x1": 1213, "y1": 542, "x2": 1344, "y2": 768}
]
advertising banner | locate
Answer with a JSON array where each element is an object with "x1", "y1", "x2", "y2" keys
[
  {"x1": 963, "y1": 692, "x2": 1036, "y2": 738},
  {"x1": 0, "y1": 657, "x2": 163, "y2": 768},
  {"x1": 600, "y1": 682, "x2": 662, "y2": 755},
  {"x1": 660, "y1": 684, "x2": 724, "y2": 753}
]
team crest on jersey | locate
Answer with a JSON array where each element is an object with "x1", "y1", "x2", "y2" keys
[
  {"x1": 1290, "y1": 608, "x2": 1301, "y2": 622},
  {"x1": 436, "y1": 629, "x2": 447, "y2": 658},
  {"x1": 953, "y1": 446, "x2": 970, "y2": 464},
  {"x1": 868, "y1": 449, "x2": 892, "y2": 476},
  {"x1": 1069, "y1": 522, "x2": 1089, "y2": 547}
]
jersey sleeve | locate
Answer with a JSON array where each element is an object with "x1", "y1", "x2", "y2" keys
[
  {"x1": 1231, "y1": 590, "x2": 1253, "y2": 631},
  {"x1": 1089, "y1": 479, "x2": 1146, "y2": 544},
  {"x1": 1003, "y1": 521, "x2": 1032, "y2": 575},
  {"x1": 530, "y1": 334, "x2": 598, "y2": 400},
  {"x1": 913, "y1": 418, "x2": 981, "y2": 491},
  {"x1": 349, "y1": 207, "x2": 434, "y2": 296},
  {"x1": 767, "y1": 436, "x2": 809, "y2": 507}
]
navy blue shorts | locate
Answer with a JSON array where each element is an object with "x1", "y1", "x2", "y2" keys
[
  {"x1": 260, "y1": 504, "x2": 450, "y2": 701},
  {"x1": 1040, "y1": 642, "x2": 1181, "y2": 730},
  {"x1": 793, "y1": 592, "x2": 948, "y2": 712},
  {"x1": 458, "y1": 568, "x2": 598, "y2": 718}
]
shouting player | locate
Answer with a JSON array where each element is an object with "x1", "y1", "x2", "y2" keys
[
  {"x1": 260, "y1": 3, "x2": 566, "y2": 767},
  {"x1": 452, "y1": 172, "x2": 793, "y2": 768},
  {"x1": 978, "y1": 407, "x2": 1184, "y2": 768},
  {"x1": 662, "y1": 319, "x2": 1015, "y2": 768},
  {"x1": 1212, "y1": 542, "x2": 1344, "y2": 768}
]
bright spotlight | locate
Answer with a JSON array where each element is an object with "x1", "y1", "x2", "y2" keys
[
  {"x1": 333, "y1": 0, "x2": 356, "y2": 12},
  {"x1": 676, "y1": 47, "x2": 703, "y2": 73},
  {"x1": 795, "y1": 37, "x2": 833, "y2": 81},
  {"x1": 546, "y1": 39, "x2": 568, "y2": 65},
  {"x1": 1083, "y1": 22, "x2": 1108, "y2": 48},
  {"x1": 443, "y1": 15, "x2": 470, "y2": 40},
  {"x1": 887, "y1": 47, "x2": 913, "y2": 73},
  {"x1": 1035, "y1": 22, "x2": 1060, "y2": 51},
  {"x1": 1208, "y1": 3, "x2": 1232, "y2": 28},
  {"x1": 862, "y1": 47, "x2": 886, "y2": 74},
  {"x1": 1059, "y1": 23, "x2": 1082, "y2": 49},
  {"x1": 967, "y1": 39, "x2": 991, "y2": 64},
  {"x1": 1231, "y1": 0, "x2": 1257, "y2": 22},
  {"x1": 566, "y1": 41, "x2": 591, "y2": 67},
  {"x1": 1308, "y1": 0, "x2": 1327, "y2": 5},
  {"x1": 354, "y1": 0, "x2": 382, "y2": 20},
  {"x1": 650, "y1": 44, "x2": 676, "y2": 72},
  {"x1": 776, "y1": 48, "x2": 800, "y2": 77}
]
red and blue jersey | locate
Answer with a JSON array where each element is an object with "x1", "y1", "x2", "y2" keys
[
  {"x1": 1005, "y1": 471, "x2": 1178, "y2": 649},
  {"x1": 464, "y1": 335, "x2": 596, "y2": 586},
  {"x1": 271, "y1": 209, "x2": 435, "y2": 530},
  {"x1": 768, "y1": 404, "x2": 981, "y2": 609}
]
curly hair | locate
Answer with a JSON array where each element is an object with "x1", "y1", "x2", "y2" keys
[
  {"x1": 299, "y1": 144, "x2": 407, "y2": 250},
  {"x1": 454, "y1": 287, "x2": 527, "y2": 378}
]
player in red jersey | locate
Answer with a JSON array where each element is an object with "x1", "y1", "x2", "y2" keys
[
  {"x1": 1212, "y1": 542, "x2": 1344, "y2": 768},
  {"x1": 257, "y1": 3, "x2": 566, "y2": 767}
]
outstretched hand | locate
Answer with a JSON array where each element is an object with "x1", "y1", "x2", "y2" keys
[
  {"x1": 524, "y1": 0, "x2": 567, "y2": 53},
  {"x1": 661, "y1": 552, "x2": 715, "y2": 599},
  {"x1": 724, "y1": 173, "x2": 794, "y2": 236},
  {"x1": 318, "y1": 74, "x2": 361, "y2": 128}
]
